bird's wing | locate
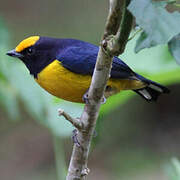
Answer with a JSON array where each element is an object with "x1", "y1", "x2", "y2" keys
[
  {"x1": 56, "y1": 43, "x2": 135, "y2": 79},
  {"x1": 111, "y1": 56, "x2": 135, "y2": 79},
  {"x1": 56, "y1": 45, "x2": 97, "y2": 75}
]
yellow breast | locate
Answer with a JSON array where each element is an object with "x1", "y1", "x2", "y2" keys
[
  {"x1": 35, "y1": 60, "x2": 145, "y2": 103},
  {"x1": 35, "y1": 60, "x2": 92, "y2": 102}
]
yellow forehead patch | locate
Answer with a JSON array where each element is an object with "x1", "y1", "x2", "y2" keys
[{"x1": 15, "y1": 36, "x2": 40, "y2": 52}]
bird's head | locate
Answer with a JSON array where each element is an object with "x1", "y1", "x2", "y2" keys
[{"x1": 7, "y1": 36, "x2": 60, "y2": 78}]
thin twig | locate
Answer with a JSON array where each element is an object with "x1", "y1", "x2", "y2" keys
[
  {"x1": 58, "y1": 109, "x2": 83, "y2": 130},
  {"x1": 128, "y1": 27, "x2": 142, "y2": 41}
]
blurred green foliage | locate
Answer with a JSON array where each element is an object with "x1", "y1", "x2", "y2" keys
[
  {"x1": 128, "y1": 0, "x2": 180, "y2": 54},
  {"x1": 169, "y1": 34, "x2": 180, "y2": 65},
  {"x1": 166, "y1": 158, "x2": 180, "y2": 180}
]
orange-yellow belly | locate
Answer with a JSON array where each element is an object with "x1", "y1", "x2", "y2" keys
[{"x1": 35, "y1": 60, "x2": 145, "y2": 103}]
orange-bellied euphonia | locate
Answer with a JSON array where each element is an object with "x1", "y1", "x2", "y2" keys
[{"x1": 7, "y1": 36, "x2": 169, "y2": 103}]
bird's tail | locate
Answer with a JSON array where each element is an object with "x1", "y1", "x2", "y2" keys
[{"x1": 133, "y1": 74, "x2": 170, "y2": 101}]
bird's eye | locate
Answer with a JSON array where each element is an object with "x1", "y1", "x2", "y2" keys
[{"x1": 27, "y1": 48, "x2": 33, "y2": 55}]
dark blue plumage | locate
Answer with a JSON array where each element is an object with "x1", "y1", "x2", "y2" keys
[
  {"x1": 56, "y1": 39, "x2": 134, "y2": 79},
  {"x1": 31, "y1": 37, "x2": 170, "y2": 101}
]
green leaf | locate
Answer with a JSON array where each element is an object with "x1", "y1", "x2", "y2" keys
[
  {"x1": 120, "y1": 33, "x2": 179, "y2": 75},
  {"x1": 168, "y1": 34, "x2": 180, "y2": 65},
  {"x1": 128, "y1": 0, "x2": 180, "y2": 52},
  {"x1": 134, "y1": 31, "x2": 149, "y2": 53}
]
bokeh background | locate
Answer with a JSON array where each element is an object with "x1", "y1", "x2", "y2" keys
[{"x1": 0, "y1": 0, "x2": 180, "y2": 180}]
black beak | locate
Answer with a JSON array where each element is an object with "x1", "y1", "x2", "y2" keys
[{"x1": 6, "y1": 49, "x2": 23, "y2": 58}]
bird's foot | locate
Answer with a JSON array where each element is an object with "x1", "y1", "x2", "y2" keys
[
  {"x1": 82, "y1": 91, "x2": 89, "y2": 104},
  {"x1": 83, "y1": 89, "x2": 106, "y2": 104},
  {"x1": 101, "y1": 96, "x2": 106, "y2": 104}
]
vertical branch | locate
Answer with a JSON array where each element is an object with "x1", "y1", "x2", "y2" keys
[
  {"x1": 66, "y1": 0, "x2": 133, "y2": 180},
  {"x1": 103, "y1": 0, "x2": 124, "y2": 39},
  {"x1": 106, "y1": 0, "x2": 133, "y2": 56}
]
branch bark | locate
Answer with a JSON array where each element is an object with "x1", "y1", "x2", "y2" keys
[
  {"x1": 58, "y1": 109, "x2": 83, "y2": 130},
  {"x1": 66, "y1": 1, "x2": 133, "y2": 179}
]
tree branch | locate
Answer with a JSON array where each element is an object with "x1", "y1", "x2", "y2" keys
[
  {"x1": 103, "y1": 0, "x2": 124, "y2": 39},
  {"x1": 66, "y1": 1, "x2": 133, "y2": 180},
  {"x1": 105, "y1": 0, "x2": 133, "y2": 56},
  {"x1": 58, "y1": 109, "x2": 83, "y2": 130}
]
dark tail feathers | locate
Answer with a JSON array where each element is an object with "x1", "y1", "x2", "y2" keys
[{"x1": 133, "y1": 78, "x2": 170, "y2": 101}]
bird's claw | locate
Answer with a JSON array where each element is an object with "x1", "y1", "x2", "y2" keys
[
  {"x1": 101, "y1": 96, "x2": 106, "y2": 104},
  {"x1": 82, "y1": 92, "x2": 89, "y2": 104},
  {"x1": 83, "y1": 90, "x2": 106, "y2": 104}
]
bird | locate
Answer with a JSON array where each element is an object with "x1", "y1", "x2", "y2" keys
[{"x1": 7, "y1": 36, "x2": 170, "y2": 103}]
